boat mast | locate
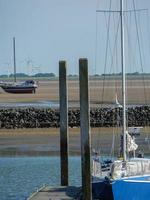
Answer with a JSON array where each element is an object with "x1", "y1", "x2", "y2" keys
[
  {"x1": 120, "y1": 0, "x2": 126, "y2": 161},
  {"x1": 13, "y1": 37, "x2": 16, "y2": 83}
]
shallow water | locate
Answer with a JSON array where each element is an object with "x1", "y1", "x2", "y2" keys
[
  {"x1": 0, "y1": 101, "x2": 144, "y2": 109},
  {"x1": 0, "y1": 156, "x2": 81, "y2": 200},
  {"x1": 0, "y1": 101, "x2": 59, "y2": 109}
]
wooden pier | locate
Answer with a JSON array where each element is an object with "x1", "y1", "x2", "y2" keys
[
  {"x1": 27, "y1": 58, "x2": 92, "y2": 200},
  {"x1": 28, "y1": 186, "x2": 81, "y2": 200}
]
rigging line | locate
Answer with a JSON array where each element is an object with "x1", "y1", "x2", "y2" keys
[
  {"x1": 94, "y1": 13, "x2": 98, "y2": 75},
  {"x1": 124, "y1": 12, "x2": 134, "y2": 105},
  {"x1": 104, "y1": 13, "x2": 114, "y2": 75},
  {"x1": 137, "y1": 12, "x2": 148, "y2": 89},
  {"x1": 137, "y1": 13, "x2": 146, "y2": 69},
  {"x1": 94, "y1": 0, "x2": 103, "y2": 152},
  {"x1": 113, "y1": 2, "x2": 120, "y2": 97},
  {"x1": 103, "y1": 12, "x2": 120, "y2": 158},
  {"x1": 145, "y1": 10, "x2": 150, "y2": 105},
  {"x1": 108, "y1": 13, "x2": 119, "y2": 159},
  {"x1": 129, "y1": 13, "x2": 137, "y2": 78},
  {"x1": 132, "y1": 0, "x2": 147, "y2": 104},
  {"x1": 102, "y1": 12, "x2": 114, "y2": 103},
  {"x1": 138, "y1": 12, "x2": 149, "y2": 105},
  {"x1": 127, "y1": 12, "x2": 136, "y2": 79},
  {"x1": 111, "y1": 14, "x2": 121, "y2": 157},
  {"x1": 123, "y1": 15, "x2": 130, "y2": 127},
  {"x1": 108, "y1": 13, "x2": 120, "y2": 105},
  {"x1": 126, "y1": 12, "x2": 131, "y2": 72},
  {"x1": 125, "y1": 12, "x2": 139, "y2": 110},
  {"x1": 108, "y1": 12, "x2": 116, "y2": 75},
  {"x1": 109, "y1": 14, "x2": 120, "y2": 78},
  {"x1": 146, "y1": 10, "x2": 150, "y2": 61},
  {"x1": 101, "y1": 0, "x2": 112, "y2": 105},
  {"x1": 94, "y1": 0, "x2": 100, "y2": 75}
]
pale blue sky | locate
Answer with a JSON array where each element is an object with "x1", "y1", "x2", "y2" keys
[{"x1": 0, "y1": 0, "x2": 150, "y2": 75}]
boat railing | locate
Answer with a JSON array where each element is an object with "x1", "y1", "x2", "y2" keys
[{"x1": 110, "y1": 159, "x2": 150, "y2": 179}]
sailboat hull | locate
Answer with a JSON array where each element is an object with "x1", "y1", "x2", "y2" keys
[
  {"x1": 92, "y1": 175, "x2": 150, "y2": 200},
  {"x1": 1, "y1": 85, "x2": 36, "y2": 94},
  {"x1": 92, "y1": 179, "x2": 114, "y2": 200},
  {"x1": 0, "y1": 80, "x2": 38, "y2": 94},
  {"x1": 112, "y1": 175, "x2": 150, "y2": 200}
]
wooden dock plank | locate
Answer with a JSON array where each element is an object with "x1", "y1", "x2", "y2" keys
[{"x1": 28, "y1": 186, "x2": 81, "y2": 200}]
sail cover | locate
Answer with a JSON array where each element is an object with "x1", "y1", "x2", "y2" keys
[
  {"x1": 128, "y1": 127, "x2": 143, "y2": 136},
  {"x1": 92, "y1": 156, "x2": 102, "y2": 177},
  {"x1": 126, "y1": 131, "x2": 138, "y2": 152},
  {"x1": 111, "y1": 158, "x2": 150, "y2": 179}
]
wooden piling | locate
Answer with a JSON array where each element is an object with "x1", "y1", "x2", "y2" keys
[
  {"x1": 59, "y1": 61, "x2": 69, "y2": 186},
  {"x1": 79, "y1": 58, "x2": 92, "y2": 200},
  {"x1": 28, "y1": 59, "x2": 93, "y2": 200}
]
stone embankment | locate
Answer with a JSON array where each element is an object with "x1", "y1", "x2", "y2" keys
[{"x1": 0, "y1": 106, "x2": 150, "y2": 129}]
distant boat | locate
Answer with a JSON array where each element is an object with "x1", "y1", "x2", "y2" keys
[
  {"x1": 0, "y1": 80, "x2": 38, "y2": 94},
  {"x1": 0, "y1": 37, "x2": 38, "y2": 94}
]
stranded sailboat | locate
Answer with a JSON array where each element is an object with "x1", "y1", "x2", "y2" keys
[
  {"x1": 0, "y1": 37, "x2": 38, "y2": 94},
  {"x1": 1, "y1": 80, "x2": 38, "y2": 94},
  {"x1": 92, "y1": 0, "x2": 150, "y2": 199}
]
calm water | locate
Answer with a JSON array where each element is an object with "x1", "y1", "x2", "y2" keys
[
  {"x1": 0, "y1": 101, "x2": 143, "y2": 109},
  {"x1": 0, "y1": 156, "x2": 81, "y2": 200},
  {"x1": 0, "y1": 101, "x2": 59, "y2": 109}
]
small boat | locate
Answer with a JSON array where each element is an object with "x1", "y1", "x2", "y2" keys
[
  {"x1": 0, "y1": 80, "x2": 38, "y2": 94},
  {"x1": 92, "y1": 0, "x2": 150, "y2": 199},
  {"x1": 1, "y1": 37, "x2": 38, "y2": 94}
]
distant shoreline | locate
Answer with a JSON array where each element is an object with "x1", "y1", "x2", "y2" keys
[{"x1": 1, "y1": 73, "x2": 150, "y2": 81}]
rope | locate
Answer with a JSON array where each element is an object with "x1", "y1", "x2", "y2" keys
[
  {"x1": 132, "y1": 0, "x2": 147, "y2": 104},
  {"x1": 101, "y1": 0, "x2": 112, "y2": 105},
  {"x1": 94, "y1": 0, "x2": 100, "y2": 75}
]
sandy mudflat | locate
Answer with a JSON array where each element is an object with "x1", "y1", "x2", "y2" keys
[
  {"x1": 0, "y1": 79, "x2": 150, "y2": 156},
  {"x1": 0, "y1": 128, "x2": 115, "y2": 156},
  {"x1": 0, "y1": 127, "x2": 150, "y2": 156},
  {"x1": 0, "y1": 79, "x2": 150, "y2": 105}
]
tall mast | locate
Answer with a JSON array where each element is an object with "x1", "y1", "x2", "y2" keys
[
  {"x1": 13, "y1": 37, "x2": 16, "y2": 82},
  {"x1": 120, "y1": 0, "x2": 126, "y2": 161}
]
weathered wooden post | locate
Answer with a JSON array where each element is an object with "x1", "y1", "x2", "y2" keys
[
  {"x1": 59, "y1": 61, "x2": 69, "y2": 186},
  {"x1": 79, "y1": 58, "x2": 92, "y2": 200}
]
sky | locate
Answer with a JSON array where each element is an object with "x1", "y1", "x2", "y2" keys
[{"x1": 0, "y1": 0, "x2": 150, "y2": 76}]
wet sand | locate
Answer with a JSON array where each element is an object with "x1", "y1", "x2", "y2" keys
[
  {"x1": 0, "y1": 79, "x2": 150, "y2": 105},
  {"x1": 0, "y1": 79, "x2": 150, "y2": 156},
  {"x1": 0, "y1": 127, "x2": 150, "y2": 156}
]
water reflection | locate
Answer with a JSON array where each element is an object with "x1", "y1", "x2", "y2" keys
[{"x1": 0, "y1": 156, "x2": 81, "y2": 200}]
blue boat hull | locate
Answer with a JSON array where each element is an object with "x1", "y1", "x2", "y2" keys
[
  {"x1": 92, "y1": 175, "x2": 150, "y2": 200},
  {"x1": 92, "y1": 179, "x2": 114, "y2": 200},
  {"x1": 112, "y1": 176, "x2": 150, "y2": 200}
]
